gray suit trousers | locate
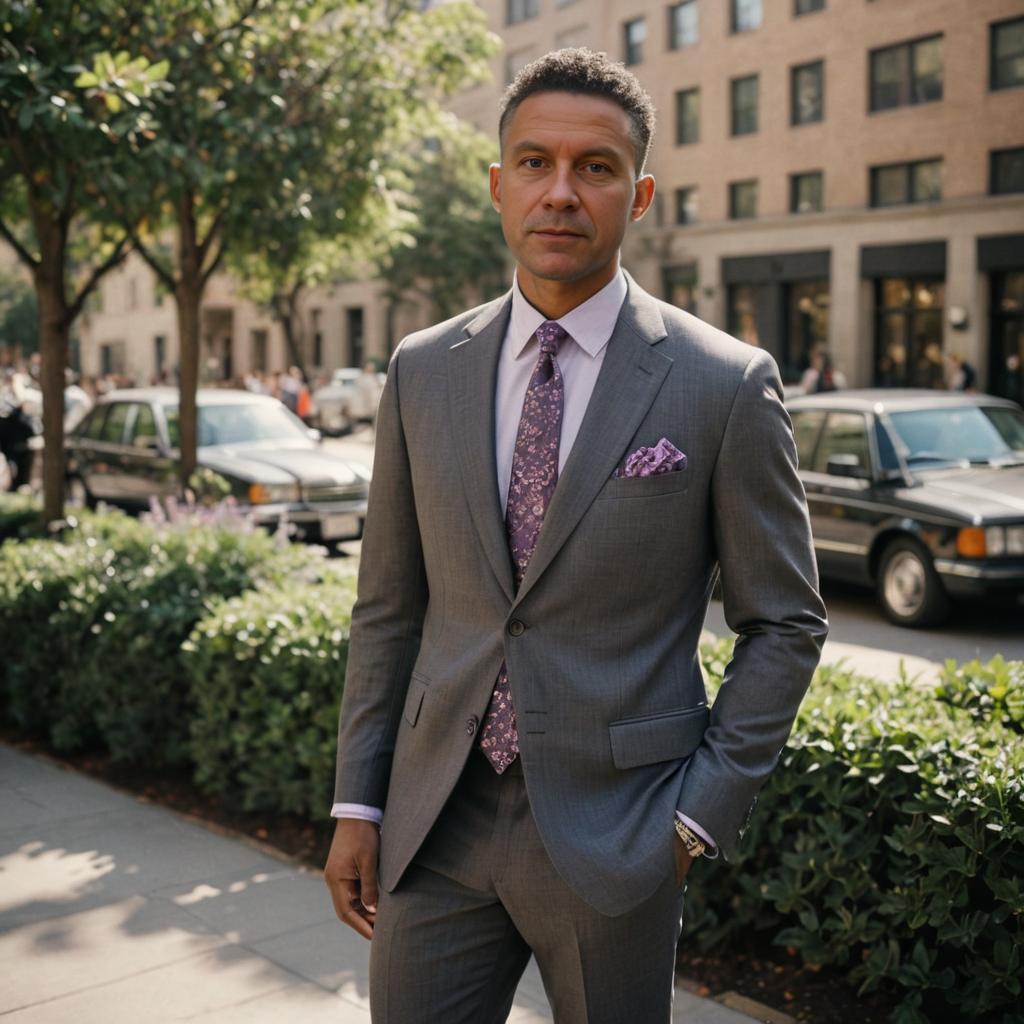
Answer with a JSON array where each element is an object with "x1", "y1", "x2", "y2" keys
[{"x1": 369, "y1": 751, "x2": 686, "y2": 1024}]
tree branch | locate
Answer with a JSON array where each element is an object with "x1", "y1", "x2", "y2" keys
[
  {"x1": 0, "y1": 216, "x2": 39, "y2": 270},
  {"x1": 65, "y1": 233, "x2": 132, "y2": 324},
  {"x1": 200, "y1": 237, "x2": 226, "y2": 288}
]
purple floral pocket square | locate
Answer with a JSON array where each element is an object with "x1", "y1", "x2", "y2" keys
[{"x1": 613, "y1": 437, "x2": 687, "y2": 478}]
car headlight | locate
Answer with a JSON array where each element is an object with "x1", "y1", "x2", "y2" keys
[
  {"x1": 1007, "y1": 526, "x2": 1024, "y2": 556},
  {"x1": 248, "y1": 482, "x2": 300, "y2": 504},
  {"x1": 985, "y1": 526, "x2": 1005, "y2": 557}
]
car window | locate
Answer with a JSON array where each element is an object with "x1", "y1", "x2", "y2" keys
[
  {"x1": 888, "y1": 406, "x2": 1024, "y2": 464},
  {"x1": 164, "y1": 401, "x2": 310, "y2": 447},
  {"x1": 98, "y1": 403, "x2": 131, "y2": 444},
  {"x1": 875, "y1": 419, "x2": 901, "y2": 471},
  {"x1": 813, "y1": 412, "x2": 871, "y2": 475},
  {"x1": 81, "y1": 407, "x2": 108, "y2": 440},
  {"x1": 984, "y1": 407, "x2": 1024, "y2": 452},
  {"x1": 790, "y1": 410, "x2": 826, "y2": 469},
  {"x1": 130, "y1": 403, "x2": 159, "y2": 448},
  {"x1": 164, "y1": 406, "x2": 179, "y2": 449}
]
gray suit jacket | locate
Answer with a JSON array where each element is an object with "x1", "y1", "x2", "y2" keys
[{"x1": 333, "y1": 275, "x2": 827, "y2": 917}]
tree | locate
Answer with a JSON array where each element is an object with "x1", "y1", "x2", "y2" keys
[
  {"x1": 0, "y1": 0, "x2": 168, "y2": 522},
  {"x1": 381, "y1": 117, "x2": 508, "y2": 324},
  {"x1": 85, "y1": 0, "x2": 497, "y2": 487}
]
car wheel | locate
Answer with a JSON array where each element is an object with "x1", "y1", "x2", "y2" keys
[
  {"x1": 66, "y1": 475, "x2": 96, "y2": 510},
  {"x1": 877, "y1": 537, "x2": 950, "y2": 628}
]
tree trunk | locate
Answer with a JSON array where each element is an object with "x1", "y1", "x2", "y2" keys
[
  {"x1": 174, "y1": 196, "x2": 203, "y2": 490},
  {"x1": 32, "y1": 226, "x2": 70, "y2": 525},
  {"x1": 273, "y1": 287, "x2": 308, "y2": 384}
]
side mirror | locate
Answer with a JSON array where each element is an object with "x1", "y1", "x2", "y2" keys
[{"x1": 826, "y1": 453, "x2": 870, "y2": 479}]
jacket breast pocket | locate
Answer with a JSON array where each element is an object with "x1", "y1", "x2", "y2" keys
[
  {"x1": 402, "y1": 675, "x2": 429, "y2": 727},
  {"x1": 608, "y1": 704, "x2": 709, "y2": 769},
  {"x1": 597, "y1": 470, "x2": 690, "y2": 501}
]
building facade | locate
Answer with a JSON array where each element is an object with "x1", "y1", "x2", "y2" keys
[{"x1": 72, "y1": 0, "x2": 1024, "y2": 399}]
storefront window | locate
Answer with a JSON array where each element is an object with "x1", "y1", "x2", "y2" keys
[
  {"x1": 727, "y1": 284, "x2": 762, "y2": 347},
  {"x1": 663, "y1": 264, "x2": 698, "y2": 316},
  {"x1": 990, "y1": 270, "x2": 1024, "y2": 404},
  {"x1": 874, "y1": 277, "x2": 946, "y2": 387},
  {"x1": 785, "y1": 281, "x2": 830, "y2": 383}
]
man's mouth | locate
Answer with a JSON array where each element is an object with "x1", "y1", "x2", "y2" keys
[{"x1": 532, "y1": 228, "x2": 584, "y2": 239}]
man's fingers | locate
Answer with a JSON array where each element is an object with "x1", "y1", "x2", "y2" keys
[
  {"x1": 327, "y1": 877, "x2": 375, "y2": 940},
  {"x1": 357, "y1": 851, "x2": 379, "y2": 914},
  {"x1": 323, "y1": 819, "x2": 381, "y2": 940}
]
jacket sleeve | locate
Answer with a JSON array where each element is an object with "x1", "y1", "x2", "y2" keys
[
  {"x1": 676, "y1": 349, "x2": 828, "y2": 859},
  {"x1": 332, "y1": 343, "x2": 429, "y2": 810}
]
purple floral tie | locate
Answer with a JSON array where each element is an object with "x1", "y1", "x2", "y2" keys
[{"x1": 479, "y1": 320, "x2": 567, "y2": 773}]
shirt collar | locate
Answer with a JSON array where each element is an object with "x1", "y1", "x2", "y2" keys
[{"x1": 508, "y1": 269, "x2": 628, "y2": 360}]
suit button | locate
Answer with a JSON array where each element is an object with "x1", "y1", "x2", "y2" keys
[
  {"x1": 508, "y1": 619, "x2": 525, "y2": 637},
  {"x1": 465, "y1": 716, "x2": 478, "y2": 735}
]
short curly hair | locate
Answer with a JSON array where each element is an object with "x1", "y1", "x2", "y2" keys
[{"x1": 498, "y1": 48, "x2": 657, "y2": 175}]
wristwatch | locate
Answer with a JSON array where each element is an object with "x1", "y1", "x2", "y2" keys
[{"x1": 674, "y1": 818, "x2": 706, "y2": 859}]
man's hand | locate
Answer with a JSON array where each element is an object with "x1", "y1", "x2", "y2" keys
[
  {"x1": 673, "y1": 833, "x2": 697, "y2": 887},
  {"x1": 324, "y1": 818, "x2": 380, "y2": 940}
]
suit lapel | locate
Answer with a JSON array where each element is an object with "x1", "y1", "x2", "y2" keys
[
  {"x1": 448, "y1": 293, "x2": 515, "y2": 603},
  {"x1": 514, "y1": 279, "x2": 673, "y2": 607}
]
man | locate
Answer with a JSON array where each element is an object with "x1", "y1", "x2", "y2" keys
[{"x1": 325, "y1": 49, "x2": 827, "y2": 1023}]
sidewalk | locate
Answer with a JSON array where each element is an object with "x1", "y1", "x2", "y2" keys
[{"x1": 0, "y1": 744, "x2": 762, "y2": 1024}]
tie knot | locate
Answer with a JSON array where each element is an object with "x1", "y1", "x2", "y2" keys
[{"x1": 536, "y1": 320, "x2": 567, "y2": 356}]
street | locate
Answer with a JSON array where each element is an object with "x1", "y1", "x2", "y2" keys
[{"x1": 323, "y1": 429, "x2": 1023, "y2": 683}]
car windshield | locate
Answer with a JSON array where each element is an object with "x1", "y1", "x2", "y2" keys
[
  {"x1": 886, "y1": 406, "x2": 1024, "y2": 467},
  {"x1": 164, "y1": 402, "x2": 311, "y2": 448}
]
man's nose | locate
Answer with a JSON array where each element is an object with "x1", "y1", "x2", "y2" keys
[{"x1": 542, "y1": 166, "x2": 579, "y2": 208}]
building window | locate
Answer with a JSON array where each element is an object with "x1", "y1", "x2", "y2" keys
[
  {"x1": 623, "y1": 17, "x2": 646, "y2": 66},
  {"x1": 791, "y1": 61, "x2": 823, "y2": 124},
  {"x1": 506, "y1": 0, "x2": 537, "y2": 26},
  {"x1": 669, "y1": 1, "x2": 698, "y2": 50},
  {"x1": 729, "y1": 180, "x2": 758, "y2": 219},
  {"x1": 675, "y1": 88, "x2": 700, "y2": 145},
  {"x1": 875, "y1": 278, "x2": 946, "y2": 388},
  {"x1": 347, "y1": 307, "x2": 365, "y2": 368},
  {"x1": 791, "y1": 171, "x2": 823, "y2": 213},
  {"x1": 730, "y1": 75, "x2": 758, "y2": 136},
  {"x1": 786, "y1": 281, "x2": 830, "y2": 383},
  {"x1": 990, "y1": 270, "x2": 1024, "y2": 405},
  {"x1": 870, "y1": 159, "x2": 942, "y2": 207},
  {"x1": 731, "y1": 0, "x2": 761, "y2": 33},
  {"x1": 664, "y1": 264, "x2": 698, "y2": 315},
  {"x1": 992, "y1": 147, "x2": 1024, "y2": 195},
  {"x1": 674, "y1": 186, "x2": 698, "y2": 224},
  {"x1": 795, "y1": 0, "x2": 824, "y2": 15},
  {"x1": 870, "y1": 35, "x2": 943, "y2": 112},
  {"x1": 727, "y1": 284, "x2": 762, "y2": 345},
  {"x1": 991, "y1": 17, "x2": 1024, "y2": 90}
]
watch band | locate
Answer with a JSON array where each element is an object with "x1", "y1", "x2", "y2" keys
[{"x1": 674, "y1": 817, "x2": 706, "y2": 859}]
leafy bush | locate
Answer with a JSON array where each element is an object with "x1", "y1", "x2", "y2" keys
[
  {"x1": 935, "y1": 655, "x2": 1023, "y2": 735},
  {"x1": 183, "y1": 569, "x2": 357, "y2": 817},
  {"x1": 685, "y1": 640, "x2": 1023, "y2": 1024},
  {"x1": 0, "y1": 491, "x2": 45, "y2": 541},
  {"x1": 0, "y1": 505, "x2": 332, "y2": 762}
]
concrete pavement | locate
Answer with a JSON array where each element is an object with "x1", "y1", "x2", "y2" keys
[{"x1": 0, "y1": 744, "x2": 761, "y2": 1024}]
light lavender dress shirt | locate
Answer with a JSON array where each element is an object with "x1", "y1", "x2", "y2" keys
[{"x1": 332, "y1": 270, "x2": 716, "y2": 855}]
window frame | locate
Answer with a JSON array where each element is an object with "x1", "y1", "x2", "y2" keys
[
  {"x1": 729, "y1": 179, "x2": 758, "y2": 220},
  {"x1": 791, "y1": 59, "x2": 824, "y2": 125},
  {"x1": 668, "y1": 0, "x2": 699, "y2": 50},
  {"x1": 674, "y1": 186, "x2": 698, "y2": 225},
  {"x1": 505, "y1": 0, "x2": 538, "y2": 27},
  {"x1": 990, "y1": 16, "x2": 1024, "y2": 91},
  {"x1": 731, "y1": 0, "x2": 762, "y2": 34},
  {"x1": 990, "y1": 146, "x2": 1024, "y2": 195},
  {"x1": 794, "y1": 0, "x2": 825, "y2": 16},
  {"x1": 791, "y1": 171, "x2": 824, "y2": 214},
  {"x1": 869, "y1": 158, "x2": 943, "y2": 207},
  {"x1": 675, "y1": 87, "x2": 700, "y2": 145},
  {"x1": 730, "y1": 74, "x2": 759, "y2": 136},
  {"x1": 623, "y1": 16, "x2": 646, "y2": 66},
  {"x1": 869, "y1": 34, "x2": 944, "y2": 113}
]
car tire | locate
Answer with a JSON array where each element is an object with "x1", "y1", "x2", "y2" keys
[
  {"x1": 877, "y1": 536, "x2": 950, "y2": 628},
  {"x1": 66, "y1": 475, "x2": 97, "y2": 510}
]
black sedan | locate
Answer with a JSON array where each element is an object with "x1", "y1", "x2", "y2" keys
[
  {"x1": 786, "y1": 390, "x2": 1024, "y2": 627},
  {"x1": 65, "y1": 387, "x2": 369, "y2": 545}
]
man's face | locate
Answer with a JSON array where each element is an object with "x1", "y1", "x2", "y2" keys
[{"x1": 490, "y1": 91, "x2": 654, "y2": 302}]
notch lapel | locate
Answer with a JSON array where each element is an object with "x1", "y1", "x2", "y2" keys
[
  {"x1": 448, "y1": 294, "x2": 515, "y2": 603},
  {"x1": 514, "y1": 282, "x2": 673, "y2": 606}
]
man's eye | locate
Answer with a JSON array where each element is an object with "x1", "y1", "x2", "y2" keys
[
  {"x1": 584, "y1": 163, "x2": 609, "y2": 174},
  {"x1": 523, "y1": 158, "x2": 545, "y2": 169}
]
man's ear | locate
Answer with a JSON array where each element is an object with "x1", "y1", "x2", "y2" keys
[
  {"x1": 630, "y1": 174, "x2": 656, "y2": 222},
  {"x1": 489, "y1": 163, "x2": 502, "y2": 212}
]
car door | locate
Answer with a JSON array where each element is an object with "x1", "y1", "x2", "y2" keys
[
  {"x1": 87, "y1": 402, "x2": 133, "y2": 502},
  {"x1": 800, "y1": 410, "x2": 879, "y2": 584},
  {"x1": 122, "y1": 401, "x2": 177, "y2": 509}
]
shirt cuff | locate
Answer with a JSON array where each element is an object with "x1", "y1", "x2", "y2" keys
[
  {"x1": 676, "y1": 811, "x2": 719, "y2": 859},
  {"x1": 331, "y1": 802, "x2": 384, "y2": 825}
]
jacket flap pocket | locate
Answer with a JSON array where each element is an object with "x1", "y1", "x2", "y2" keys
[
  {"x1": 609, "y1": 704, "x2": 709, "y2": 770},
  {"x1": 402, "y1": 676, "x2": 428, "y2": 727}
]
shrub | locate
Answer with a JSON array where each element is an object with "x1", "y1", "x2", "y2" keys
[
  {"x1": 0, "y1": 491, "x2": 45, "y2": 541},
  {"x1": 0, "y1": 505, "x2": 333, "y2": 763},
  {"x1": 685, "y1": 640, "x2": 1023, "y2": 1024},
  {"x1": 183, "y1": 570, "x2": 357, "y2": 817},
  {"x1": 935, "y1": 655, "x2": 1023, "y2": 735}
]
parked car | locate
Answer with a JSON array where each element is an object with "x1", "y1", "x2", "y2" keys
[
  {"x1": 312, "y1": 366, "x2": 384, "y2": 435},
  {"x1": 786, "y1": 389, "x2": 1024, "y2": 627},
  {"x1": 65, "y1": 387, "x2": 369, "y2": 545}
]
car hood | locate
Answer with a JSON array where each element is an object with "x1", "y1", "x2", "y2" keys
[
  {"x1": 903, "y1": 464, "x2": 1024, "y2": 519},
  {"x1": 201, "y1": 442, "x2": 368, "y2": 487}
]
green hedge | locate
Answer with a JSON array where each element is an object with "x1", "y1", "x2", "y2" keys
[
  {"x1": 686, "y1": 640, "x2": 1023, "y2": 1024},
  {"x1": 0, "y1": 501, "x2": 332, "y2": 763},
  {"x1": 1, "y1": 502, "x2": 1020, "y2": 1022}
]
